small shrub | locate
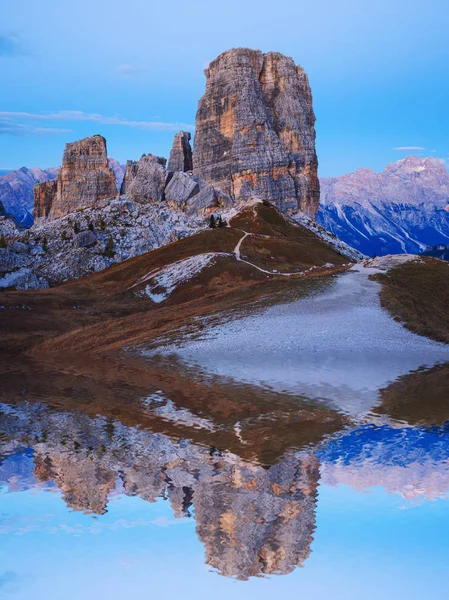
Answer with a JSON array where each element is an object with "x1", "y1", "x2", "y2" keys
[
  {"x1": 0, "y1": 234, "x2": 6, "y2": 248},
  {"x1": 42, "y1": 237, "x2": 48, "y2": 252},
  {"x1": 105, "y1": 235, "x2": 114, "y2": 258},
  {"x1": 88, "y1": 222, "x2": 94, "y2": 232},
  {"x1": 73, "y1": 222, "x2": 80, "y2": 234},
  {"x1": 100, "y1": 219, "x2": 106, "y2": 231},
  {"x1": 209, "y1": 215, "x2": 216, "y2": 229},
  {"x1": 61, "y1": 231, "x2": 67, "y2": 241}
]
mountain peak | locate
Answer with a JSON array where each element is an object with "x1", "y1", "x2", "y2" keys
[{"x1": 385, "y1": 155, "x2": 447, "y2": 175}]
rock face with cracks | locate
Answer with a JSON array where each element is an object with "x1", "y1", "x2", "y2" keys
[
  {"x1": 120, "y1": 154, "x2": 167, "y2": 203},
  {"x1": 193, "y1": 48, "x2": 319, "y2": 218},
  {"x1": 33, "y1": 136, "x2": 117, "y2": 221},
  {"x1": 53, "y1": 135, "x2": 117, "y2": 219},
  {"x1": 34, "y1": 180, "x2": 57, "y2": 219},
  {"x1": 167, "y1": 131, "x2": 193, "y2": 173}
]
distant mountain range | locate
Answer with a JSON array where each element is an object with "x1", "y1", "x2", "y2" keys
[
  {"x1": 317, "y1": 156, "x2": 449, "y2": 256},
  {"x1": 0, "y1": 166, "x2": 59, "y2": 226},
  {"x1": 2, "y1": 155, "x2": 449, "y2": 257},
  {"x1": 0, "y1": 160, "x2": 125, "y2": 227}
]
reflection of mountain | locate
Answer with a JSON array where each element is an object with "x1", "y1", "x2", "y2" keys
[
  {"x1": 2, "y1": 398, "x2": 449, "y2": 578},
  {"x1": 2, "y1": 353, "x2": 449, "y2": 578},
  {"x1": 0, "y1": 355, "x2": 347, "y2": 465},
  {"x1": 319, "y1": 425, "x2": 449, "y2": 500},
  {"x1": 194, "y1": 453, "x2": 318, "y2": 578},
  {"x1": 0, "y1": 402, "x2": 319, "y2": 579}
]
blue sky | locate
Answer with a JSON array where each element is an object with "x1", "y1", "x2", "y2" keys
[
  {"x1": 2, "y1": 484, "x2": 449, "y2": 599},
  {"x1": 1, "y1": 0, "x2": 448, "y2": 176}
]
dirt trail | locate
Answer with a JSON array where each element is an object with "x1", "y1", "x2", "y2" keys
[{"x1": 233, "y1": 229, "x2": 302, "y2": 277}]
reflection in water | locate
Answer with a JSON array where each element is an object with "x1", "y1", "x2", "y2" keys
[
  {"x1": 320, "y1": 424, "x2": 449, "y2": 500},
  {"x1": 1, "y1": 401, "x2": 319, "y2": 579},
  {"x1": 1, "y1": 357, "x2": 449, "y2": 587}
]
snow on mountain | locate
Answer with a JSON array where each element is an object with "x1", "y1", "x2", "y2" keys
[
  {"x1": 0, "y1": 166, "x2": 59, "y2": 226},
  {"x1": 317, "y1": 156, "x2": 449, "y2": 256}
]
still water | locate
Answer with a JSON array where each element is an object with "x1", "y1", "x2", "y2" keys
[{"x1": 1, "y1": 353, "x2": 449, "y2": 599}]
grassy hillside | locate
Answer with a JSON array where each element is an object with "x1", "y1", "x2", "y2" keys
[
  {"x1": 0, "y1": 202, "x2": 350, "y2": 357},
  {"x1": 372, "y1": 257, "x2": 449, "y2": 343}
]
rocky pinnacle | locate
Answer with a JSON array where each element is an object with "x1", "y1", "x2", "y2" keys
[
  {"x1": 34, "y1": 135, "x2": 118, "y2": 221},
  {"x1": 193, "y1": 48, "x2": 319, "y2": 218},
  {"x1": 167, "y1": 131, "x2": 193, "y2": 173}
]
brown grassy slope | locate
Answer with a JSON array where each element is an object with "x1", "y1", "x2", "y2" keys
[
  {"x1": 375, "y1": 362, "x2": 449, "y2": 426},
  {"x1": 0, "y1": 202, "x2": 350, "y2": 357},
  {"x1": 1, "y1": 353, "x2": 348, "y2": 465},
  {"x1": 230, "y1": 202, "x2": 347, "y2": 272},
  {"x1": 372, "y1": 257, "x2": 449, "y2": 343}
]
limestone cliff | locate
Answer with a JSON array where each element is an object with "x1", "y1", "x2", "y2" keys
[
  {"x1": 120, "y1": 154, "x2": 167, "y2": 203},
  {"x1": 34, "y1": 180, "x2": 57, "y2": 219},
  {"x1": 193, "y1": 48, "x2": 319, "y2": 218},
  {"x1": 167, "y1": 131, "x2": 193, "y2": 173},
  {"x1": 40, "y1": 135, "x2": 117, "y2": 220}
]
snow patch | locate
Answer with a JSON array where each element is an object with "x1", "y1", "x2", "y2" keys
[
  {"x1": 142, "y1": 391, "x2": 216, "y2": 431},
  {"x1": 363, "y1": 254, "x2": 421, "y2": 272},
  {"x1": 138, "y1": 252, "x2": 228, "y2": 303}
]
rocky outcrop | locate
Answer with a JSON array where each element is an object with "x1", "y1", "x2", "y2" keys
[
  {"x1": 0, "y1": 201, "x2": 20, "y2": 240},
  {"x1": 165, "y1": 172, "x2": 199, "y2": 208},
  {"x1": 167, "y1": 131, "x2": 193, "y2": 173},
  {"x1": 107, "y1": 158, "x2": 126, "y2": 191},
  {"x1": 1, "y1": 161, "x2": 123, "y2": 227},
  {"x1": 34, "y1": 179, "x2": 57, "y2": 219},
  {"x1": 0, "y1": 196, "x2": 203, "y2": 289},
  {"x1": 119, "y1": 151, "x2": 232, "y2": 216},
  {"x1": 318, "y1": 156, "x2": 449, "y2": 256},
  {"x1": 46, "y1": 135, "x2": 117, "y2": 220},
  {"x1": 193, "y1": 48, "x2": 319, "y2": 218},
  {"x1": 120, "y1": 154, "x2": 166, "y2": 203}
]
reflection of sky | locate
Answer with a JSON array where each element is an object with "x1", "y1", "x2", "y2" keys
[
  {"x1": 2, "y1": 396, "x2": 449, "y2": 598},
  {"x1": 1, "y1": 483, "x2": 449, "y2": 599}
]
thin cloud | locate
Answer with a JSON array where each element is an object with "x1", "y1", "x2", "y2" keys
[
  {"x1": 0, "y1": 34, "x2": 27, "y2": 57},
  {"x1": 437, "y1": 158, "x2": 446, "y2": 165},
  {"x1": 0, "y1": 118, "x2": 71, "y2": 136},
  {"x1": 393, "y1": 146, "x2": 426, "y2": 151},
  {"x1": 0, "y1": 110, "x2": 194, "y2": 132},
  {"x1": 115, "y1": 64, "x2": 144, "y2": 78}
]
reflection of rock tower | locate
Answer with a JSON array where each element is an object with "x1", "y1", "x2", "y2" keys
[
  {"x1": 193, "y1": 452, "x2": 320, "y2": 579},
  {"x1": 44, "y1": 453, "x2": 116, "y2": 515},
  {"x1": 2, "y1": 401, "x2": 321, "y2": 578}
]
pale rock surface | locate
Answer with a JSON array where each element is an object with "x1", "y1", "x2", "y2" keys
[
  {"x1": 47, "y1": 135, "x2": 118, "y2": 220},
  {"x1": 164, "y1": 172, "x2": 199, "y2": 208},
  {"x1": 0, "y1": 197, "x2": 204, "y2": 288},
  {"x1": 120, "y1": 154, "x2": 167, "y2": 203},
  {"x1": 193, "y1": 48, "x2": 319, "y2": 218},
  {"x1": 167, "y1": 131, "x2": 193, "y2": 173}
]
